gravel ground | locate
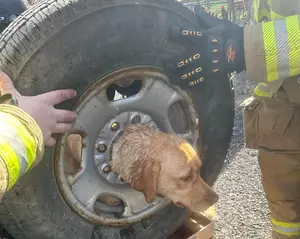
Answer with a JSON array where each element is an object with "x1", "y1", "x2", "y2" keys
[{"x1": 214, "y1": 72, "x2": 272, "y2": 239}]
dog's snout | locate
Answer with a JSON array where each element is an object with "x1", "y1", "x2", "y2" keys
[
  {"x1": 211, "y1": 193, "x2": 219, "y2": 205},
  {"x1": 204, "y1": 190, "x2": 219, "y2": 205}
]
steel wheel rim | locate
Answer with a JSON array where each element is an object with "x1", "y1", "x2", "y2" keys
[{"x1": 55, "y1": 66, "x2": 199, "y2": 226}]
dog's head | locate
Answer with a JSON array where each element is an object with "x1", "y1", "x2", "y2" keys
[{"x1": 129, "y1": 138, "x2": 218, "y2": 212}]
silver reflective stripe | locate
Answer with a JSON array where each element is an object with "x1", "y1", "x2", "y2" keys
[
  {"x1": 273, "y1": 225, "x2": 300, "y2": 236},
  {"x1": 272, "y1": 219, "x2": 300, "y2": 236},
  {"x1": 0, "y1": 119, "x2": 28, "y2": 178},
  {"x1": 274, "y1": 19, "x2": 290, "y2": 80}
]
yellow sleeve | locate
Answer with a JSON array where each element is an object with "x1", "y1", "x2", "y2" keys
[
  {"x1": 244, "y1": 15, "x2": 300, "y2": 84},
  {"x1": 0, "y1": 105, "x2": 43, "y2": 199},
  {"x1": 252, "y1": 0, "x2": 271, "y2": 22}
]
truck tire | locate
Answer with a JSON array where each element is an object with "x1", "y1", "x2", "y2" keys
[{"x1": 0, "y1": 0, "x2": 234, "y2": 239}]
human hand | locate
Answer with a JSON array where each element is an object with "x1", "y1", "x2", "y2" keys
[
  {"x1": 166, "y1": 5, "x2": 245, "y2": 89},
  {"x1": 0, "y1": 72, "x2": 77, "y2": 146}
]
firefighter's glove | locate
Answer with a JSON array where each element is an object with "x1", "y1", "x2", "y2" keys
[{"x1": 167, "y1": 6, "x2": 245, "y2": 89}]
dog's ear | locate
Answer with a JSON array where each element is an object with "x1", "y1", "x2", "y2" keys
[{"x1": 130, "y1": 160, "x2": 161, "y2": 203}]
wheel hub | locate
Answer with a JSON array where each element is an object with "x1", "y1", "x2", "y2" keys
[{"x1": 95, "y1": 111, "x2": 158, "y2": 185}]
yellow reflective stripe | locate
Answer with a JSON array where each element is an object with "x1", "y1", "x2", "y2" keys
[
  {"x1": 0, "y1": 109, "x2": 37, "y2": 192},
  {"x1": 0, "y1": 105, "x2": 43, "y2": 192},
  {"x1": 254, "y1": 83, "x2": 271, "y2": 98},
  {"x1": 0, "y1": 142, "x2": 20, "y2": 190},
  {"x1": 253, "y1": 0, "x2": 259, "y2": 22},
  {"x1": 252, "y1": 0, "x2": 270, "y2": 22},
  {"x1": 0, "y1": 113, "x2": 36, "y2": 172},
  {"x1": 273, "y1": 228, "x2": 300, "y2": 237},
  {"x1": 261, "y1": 16, "x2": 300, "y2": 82},
  {"x1": 272, "y1": 218, "x2": 300, "y2": 228},
  {"x1": 286, "y1": 15, "x2": 300, "y2": 78},
  {"x1": 262, "y1": 21, "x2": 278, "y2": 82},
  {"x1": 272, "y1": 218, "x2": 300, "y2": 237},
  {"x1": 260, "y1": 8, "x2": 271, "y2": 22},
  {"x1": 0, "y1": 104, "x2": 44, "y2": 172}
]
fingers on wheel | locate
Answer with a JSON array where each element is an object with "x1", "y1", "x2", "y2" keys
[
  {"x1": 55, "y1": 109, "x2": 77, "y2": 123},
  {"x1": 45, "y1": 137, "x2": 57, "y2": 147},
  {"x1": 42, "y1": 89, "x2": 77, "y2": 105},
  {"x1": 53, "y1": 123, "x2": 73, "y2": 134},
  {"x1": 45, "y1": 122, "x2": 74, "y2": 146}
]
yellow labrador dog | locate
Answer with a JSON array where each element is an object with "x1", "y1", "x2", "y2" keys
[{"x1": 111, "y1": 124, "x2": 218, "y2": 212}]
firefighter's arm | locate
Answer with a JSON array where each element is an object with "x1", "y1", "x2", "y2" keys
[
  {"x1": 0, "y1": 71, "x2": 77, "y2": 199},
  {"x1": 166, "y1": 6, "x2": 300, "y2": 89},
  {"x1": 244, "y1": 15, "x2": 300, "y2": 83},
  {"x1": 0, "y1": 104, "x2": 43, "y2": 199}
]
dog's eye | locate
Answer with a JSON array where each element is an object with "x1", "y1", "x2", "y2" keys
[{"x1": 181, "y1": 174, "x2": 193, "y2": 182}]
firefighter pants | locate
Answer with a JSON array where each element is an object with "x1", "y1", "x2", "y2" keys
[
  {"x1": 244, "y1": 91, "x2": 300, "y2": 238},
  {"x1": 259, "y1": 150, "x2": 300, "y2": 238}
]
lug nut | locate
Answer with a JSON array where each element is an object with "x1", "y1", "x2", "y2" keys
[
  {"x1": 111, "y1": 122, "x2": 119, "y2": 131},
  {"x1": 102, "y1": 165, "x2": 111, "y2": 173},
  {"x1": 97, "y1": 143, "x2": 107, "y2": 153},
  {"x1": 132, "y1": 115, "x2": 141, "y2": 124}
]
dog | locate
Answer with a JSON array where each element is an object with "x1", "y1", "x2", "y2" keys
[{"x1": 111, "y1": 124, "x2": 218, "y2": 212}]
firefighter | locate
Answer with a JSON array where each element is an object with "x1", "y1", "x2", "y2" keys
[
  {"x1": 0, "y1": 72, "x2": 77, "y2": 200},
  {"x1": 167, "y1": 3, "x2": 300, "y2": 238}
]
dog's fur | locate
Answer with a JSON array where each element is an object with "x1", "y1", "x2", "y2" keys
[{"x1": 111, "y1": 124, "x2": 218, "y2": 212}]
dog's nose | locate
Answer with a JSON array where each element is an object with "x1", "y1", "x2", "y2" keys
[
  {"x1": 211, "y1": 193, "x2": 219, "y2": 205},
  {"x1": 206, "y1": 192, "x2": 219, "y2": 205}
]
